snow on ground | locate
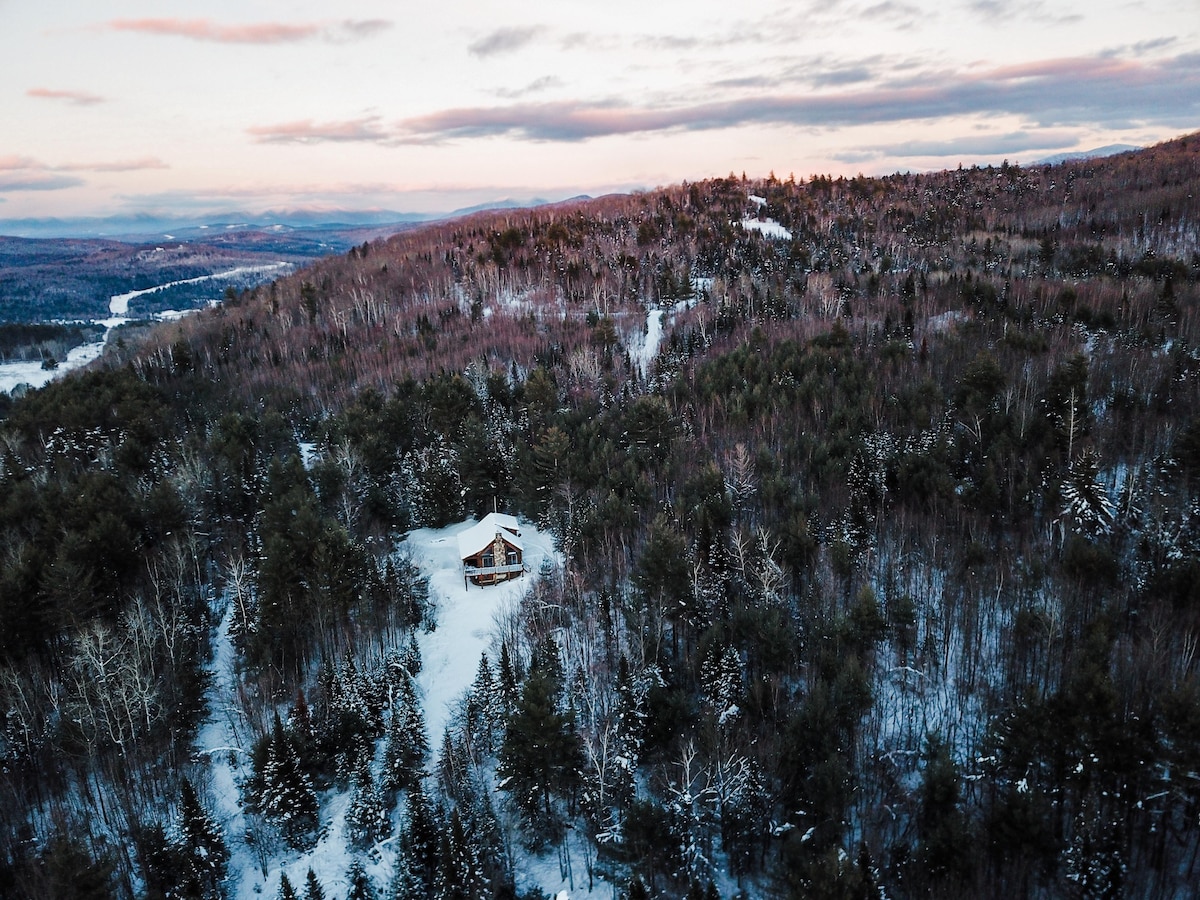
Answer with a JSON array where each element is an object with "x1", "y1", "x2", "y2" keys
[
  {"x1": 194, "y1": 600, "x2": 263, "y2": 898},
  {"x1": 192, "y1": 516, "x2": 608, "y2": 899},
  {"x1": 404, "y1": 516, "x2": 559, "y2": 742},
  {"x1": 0, "y1": 322, "x2": 118, "y2": 394},
  {"x1": 629, "y1": 308, "x2": 665, "y2": 380},
  {"x1": 297, "y1": 441, "x2": 319, "y2": 470},
  {"x1": 739, "y1": 217, "x2": 793, "y2": 240},
  {"x1": 2, "y1": 266, "x2": 287, "y2": 396},
  {"x1": 108, "y1": 263, "x2": 290, "y2": 316},
  {"x1": 625, "y1": 290, "x2": 706, "y2": 381},
  {"x1": 406, "y1": 518, "x2": 616, "y2": 899},
  {"x1": 748, "y1": 194, "x2": 767, "y2": 207},
  {"x1": 925, "y1": 309, "x2": 969, "y2": 334}
]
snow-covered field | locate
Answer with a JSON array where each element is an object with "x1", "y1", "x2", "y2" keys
[{"x1": 194, "y1": 515, "x2": 600, "y2": 899}]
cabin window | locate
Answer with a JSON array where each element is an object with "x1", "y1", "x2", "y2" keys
[
  {"x1": 507, "y1": 551, "x2": 518, "y2": 565},
  {"x1": 482, "y1": 553, "x2": 494, "y2": 568}
]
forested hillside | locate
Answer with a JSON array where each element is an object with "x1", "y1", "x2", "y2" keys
[{"x1": 2, "y1": 133, "x2": 1199, "y2": 899}]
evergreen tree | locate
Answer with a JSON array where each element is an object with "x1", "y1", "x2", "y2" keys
[
  {"x1": 382, "y1": 674, "x2": 429, "y2": 793},
  {"x1": 278, "y1": 873, "x2": 299, "y2": 900},
  {"x1": 437, "y1": 729, "x2": 471, "y2": 803},
  {"x1": 346, "y1": 760, "x2": 390, "y2": 850},
  {"x1": 497, "y1": 641, "x2": 520, "y2": 711},
  {"x1": 134, "y1": 821, "x2": 182, "y2": 900},
  {"x1": 346, "y1": 859, "x2": 378, "y2": 900},
  {"x1": 435, "y1": 808, "x2": 487, "y2": 900},
  {"x1": 402, "y1": 784, "x2": 441, "y2": 893},
  {"x1": 465, "y1": 652, "x2": 498, "y2": 752},
  {"x1": 390, "y1": 851, "x2": 423, "y2": 900},
  {"x1": 39, "y1": 833, "x2": 116, "y2": 900},
  {"x1": 175, "y1": 778, "x2": 229, "y2": 899},
  {"x1": 261, "y1": 713, "x2": 320, "y2": 848},
  {"x1": 498, "y1": 637, "x2": 581, "y2": 842},
  {"x1": 303, "y1": 868, "x2": 326, "y2": 900}
]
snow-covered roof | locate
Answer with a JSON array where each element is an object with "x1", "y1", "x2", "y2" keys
[
  {"x1": 457, "y1": 512, "x2": 524, "y2": 559},
  {"x1": 488, "y1": 511, "x2": 520, "y2": 533}
]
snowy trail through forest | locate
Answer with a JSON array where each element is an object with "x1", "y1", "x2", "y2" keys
[{"x1": 192, "y1": 516, "x2": 588, "y2": 898}]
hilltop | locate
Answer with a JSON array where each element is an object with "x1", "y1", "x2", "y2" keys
[{"x1": 1, "y1": 132, "x2": 1199, "y2": 899}]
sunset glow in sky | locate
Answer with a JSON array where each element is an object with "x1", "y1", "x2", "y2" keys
[{"x1": 2, "y1": 0, "x2": 1198, "y2": 222}]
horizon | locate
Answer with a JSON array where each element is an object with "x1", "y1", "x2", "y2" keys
[{"x1": 2, "y1": 1, "x2": 1198, "y2": 225}]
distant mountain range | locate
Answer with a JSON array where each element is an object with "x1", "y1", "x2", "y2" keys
[{"x1": 0, "y1": 196, "x2": 582, "y2": 241}]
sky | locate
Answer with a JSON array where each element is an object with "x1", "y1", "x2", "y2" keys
[{"x1": 1, "y1": 0, "x2": 1198, "y2": 223}]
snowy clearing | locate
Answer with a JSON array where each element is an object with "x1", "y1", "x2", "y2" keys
[
  {"x1": 739, "y1": 218, "x2": 793, "y2": 240},
  {"x1": 404, "y1": 516, "x2": 560, "y2": 742},
  {"x1": 195, "y1": 515, "x2": 567, "y2": 899}
]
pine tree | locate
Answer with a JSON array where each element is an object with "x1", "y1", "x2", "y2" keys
[
  {"x1": 278, "y1": 873, "x2": 299, "y2": 900},
  {"x1": 134, "y1": 821, "x2": 182, "y2": 900},
  {"x1": 498, "y1": 638, "x2": 581, "y2": 842},
  {"x1": 700, "y1": 642, "x2": 743, "y2": 718},
  {"x1": 497, "y1": 641, "x2": 520, "y2": 711},
  {"x1": 402, "y1": 784, "x2": 441, "y2": 893},
  {"x1": 346, "y1": 859, "x2": 378, "y2": 900},
  {"x1": 435, "y1": 808, "x2": 486, "y2": 900},
  {"x1": 382, "y1": 674, "x2": 428, "y2": 793},
  {"x1": 390, "y1": 850, "x2": 423, "y2": 900},
  {"x1": 175, "y1": 778, "x2": 229, "y2": 899},
  {"x1": 437, "y1": 729, "x2": 471, "y2": 802},
  {"x1": 261, "y1": 713, "x2": 320, "y2": 848},
  {"x1": 465, "y1": 652, "x2": 497, "y2": 752},
  {"x1": 303, "y1": 868, "x2": 326, "y2": 900},
  {"x1": 346, "y1": 759, "x2": 390, "y2": 850}
]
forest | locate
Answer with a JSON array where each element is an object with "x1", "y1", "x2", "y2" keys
[{"x1": 1, "y1": 133, "x2": 1199, "y2": 899}]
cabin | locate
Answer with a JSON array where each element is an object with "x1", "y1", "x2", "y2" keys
[{"x1": 458, "y1": 512, "x2": 525, "y2": 587}]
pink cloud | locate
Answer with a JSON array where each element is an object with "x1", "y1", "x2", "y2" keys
[
  {"x1": 246, "y1": 117, "x2": 389, "y2": 144},
  {"x1": 27, "y1": 87, "x2": 106, "y2": 106},
  {"x1": 59, "y1": 157, "x2": 170, "y2": 173},
  {"x1": 0, "y1": 173, "x2": 84, "y2": 192},
  {"x1": 0, "y1": 155, "x2": 41, "y2": 171},
  {"x1": 106, "y1": 18, "x2": 391, "y2": 45},
  {"x1": 387, "y1": 52, "x2": 1200, "y2": 143}
]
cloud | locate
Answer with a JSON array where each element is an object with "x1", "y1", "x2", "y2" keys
[
  {"x1": 389, "y1": 52, "x2": 1200, "y2": 143},
  {"x1": 0, "y1": 155, "x2": 168, "y2": 194},
  {"x1": 966, "y1": 0, "x2": 1081, "y2": 25},
  {"x1": 832, "y1": 129, "x2": 1084, "y2": 162},
  {"x1": 60, "y1": 157, "x2": 170, "y2": 173},
  {"x1": 468, "y1": 27, "x2": 543, "y2": 58},
  {"x1": 495, "y1": 76, "x2": 563, "y2": 100},
  {"x1": 27, "y1": 87, "x2": 106, "y2": 106},
  {"x1": 0, "y1": 156, "x2": 40, "y2": 171},
  {"x1": 0, "y1": 173, "x2": 84, "y2": 192},
  {"x1": 105, "y1": 18, "x2": 390, "y2": 45},
  {"x1": 336, "y1": 19, "x2": 391, "y2": 40},
  {"x1": 246, "y1": 117, "x2": 389, "y2": 144},
  {"x1": 811, "y1": 66, "x2": 876, "y2": 88}
]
